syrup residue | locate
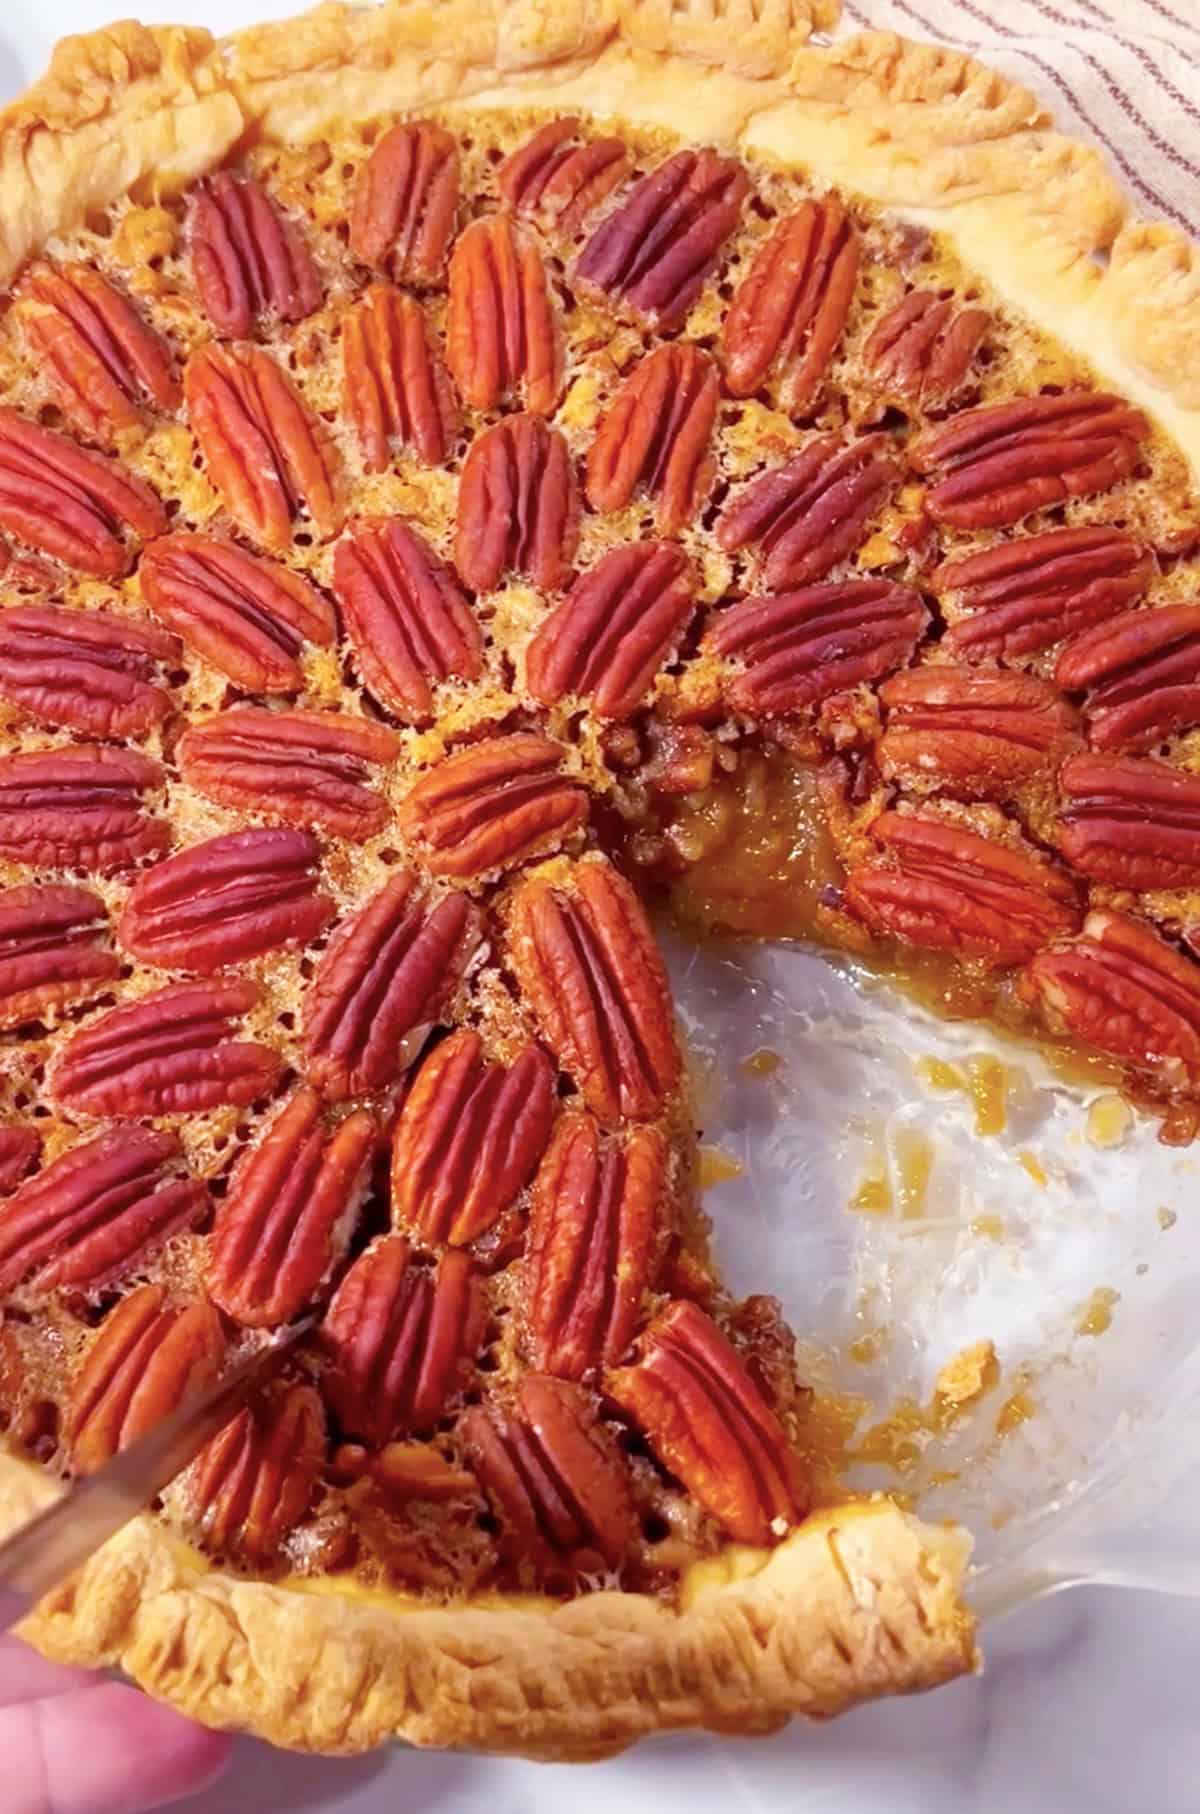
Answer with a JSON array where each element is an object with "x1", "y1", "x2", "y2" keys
[
  {"x1": 851, "y1": 1341, "x2": 999, "y2": 1475},
  {"x1": 967, "y1": 1056, "x2": 1009, "y2": 1136},
  {"x1": 995, "y1": 1387, "x2": 1035, "y2": 1436},
  {"x1": 793, "y1": 1384, "x2": 866, "y2": 1499},
  {"x1": 916, "y1": 1054, "x2": 1009, "y2": 1136},
  {"x1": 697, "y1": 1144, "x2": 744, "y2": 1189},
  {"x1": 936, "y1": 1339, "x2": 999, "y2": 1407},
  {"x1": 848, "y1": 1121, "x2": 935, "y2": 1217},
  {"x1": 1075, "y1": 1286, "x2": 1120, "y2": 1337},
  {"x1": 893, "y1": 1126, "x2": 935, "y2": 1217},
  {"x1": 849, "y1": 1174, "x2": 892, "y2": 1214},
  {"x1": 848, "y1": 1121, "x2": 891, "y2": 1214},
  {"x1": 916, "y1": 1056, "x2": 962, "y2": 1094},
  {"x1": 1019, "y1": 1149, "x2": 1048, "y2": 1188},
  {"x1": 1087, "y1": 1095, "x2": 1133, "y2": 1150},
  {"x1": 851, "y1": 1401, "x2": 935, "y2": 1474},
  {"x1": 849, "y1": 1329, "x2": 888, "y2": 1365}
]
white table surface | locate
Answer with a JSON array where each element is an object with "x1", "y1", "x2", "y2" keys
[
  {"x1": 164, "y1": 1586, "x2": 1200, "y2": 1814},
  {"x1": 6, "y1": 4, "x2": 1200, "y2": 1807}
]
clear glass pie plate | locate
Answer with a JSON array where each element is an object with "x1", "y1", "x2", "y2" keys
[{"x1": 663, "y1": 924, "x2": 1200, "y2": 1620}]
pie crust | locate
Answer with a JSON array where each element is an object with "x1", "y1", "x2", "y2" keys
[{"x1": 1, "y1": 0, "x2": 1198, "y2": 1761}]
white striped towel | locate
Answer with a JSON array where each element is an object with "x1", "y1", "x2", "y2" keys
[{"x1": 834, "y1": 0, "x2": 1200, "y2": 235}]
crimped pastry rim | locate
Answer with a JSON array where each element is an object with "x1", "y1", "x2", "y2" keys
[
  {"x1": 0, "y1": 1452, "x2": 976, "y2": 1758},
  {"x1": 4, "y1": 0, "x2": 1194, "y2": 1757}
]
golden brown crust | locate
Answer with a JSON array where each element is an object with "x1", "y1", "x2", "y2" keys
[
  {"x1": 0, "y1": 20, "x2": 242, "y2": 285},
  {"x1": 15, "y1": 0, "x2": 1199, "y2": 1756},
  {"x1": 0, "y1": 1454, "x2": 975, "y2": 1758},
  {"x1": 1106, "y1": 221, "x2": 1200, "y2": 412}
]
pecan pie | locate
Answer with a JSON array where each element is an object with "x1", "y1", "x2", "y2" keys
[{"x1": 1, "y1": 0, "x2": 1199, "y2": 1763}]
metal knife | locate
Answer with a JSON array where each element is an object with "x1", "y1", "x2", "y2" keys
[{"x1": 0, "y1": 1318, "x2": 313, "y2": 1633}]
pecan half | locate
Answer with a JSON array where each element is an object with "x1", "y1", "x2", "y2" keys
[
  {"x1": 0, "y1": 883, "x2": 118, "y2": 1027},
  {"x1": 715, "y1": 434, "x2": 897, "y2": 590},
  {"x1": 608, "y1": 1300, "x2": 806, "y2": 1545},
  {"x1": 446, "y1": 214, "x2": 561, "y2": 415},
  {"x1": 342, "y1": 283, "x2": 456, "y2": 471},
  {"x1": 1056, "y1": 603, "x2": 1200, "y2": 753},
  {"x1": 120, "y1": 827, "x2": 333, "y2": 972},
  {"x1": 524, "y1": 542, "x2": 694, "y2": 720},
  {"x1": 585, "y1": 344, "x2": 717, "y2": 537},
  {"x1": 1024, "y1": 908, "x2": 1200, "y2": 1072},
  {"x1": 722, "y1": 197, "x2": 858, "y2": 413},
  {"x1": 17, "y1": 261, "x2": 179, "y2": 442},
  {"x1": 1055, "y1": 752, "x2": 1200, "y2": 890},
  {"x1": 860, "y1": 288, "x2": 988, "y2": 412},
  {"x1": 0, "y1": 406, "x2": 166, "y2": 578},
  {"x1": 189, "y1": 1382, "x2": 325, "y2": 1563},
  {"x1": 710, "y1": 579, "x2": 927, "y2": 718},
  {"x1": 178, "y1": 708, "x2": 398, "y2": 842},
  {"x1": 909, "y1": 392, "x2": 1149, "y2": 529},
  {"x1": 397, "y1": 733, "x2": 588, "y2": 878},
  {"x1": 0, "y1": 604, "x2": 178, "y2": 738},
  {"x1": 391, "y1": 1030, "x2": 556, "y2": 1245},
  {"x1": 843, "y1": 812, "x2": 1080, "y2": 965},
  {"x1": 139, "y1": 532, "x2": 335, "y2": 694},
  {"x1": 209, "y1": 1085, "x2": 376, "y2": 1326},
  {"x1": 54, "y1": 978, "x2": 281, "y2": 1118},
  {"x1": 508, "y1": 857, "x2": 679, "y2": 1124},
  {"x1": 938, "y1": 527, "x2": 1153, "y2": 662},
  {"x1": 332, "y1": 518, "x2": 483, "y2": 722},
  {"x1": 0, "y1": 1128, "x2": 40, "y2": 1196},
  {"x1": 455, "y1": 415, "x2": 579, "y2": 593},
  {"x1": 67, "y1": 1284, "x2": 226, "y2": 1474},
  {"x1": 188, "y1": 172, "x2": 323, "y2": 338},
  {"x1": 877, "y1": 666, "x2": 1078, "y2": 797},
  {"x1": 460, "y1": 1374, "x2": 635, "y2": 1576},
  {"x1": 498, "y1": 118, "x2": 630, "y2": 236},
  {"x1": 185, "y1": 343, "x2": 342, "y2": 550},
  {"x1": 349, "y1": 122, "x2": 459, "y2": 283},
  {"x1": 526, "y1": 1112, "x2": 665, "y2": 1381},
  {"x1": 319, "y1": 1235, "x2": 483, "y2": 1444},
  {"x1": 0, "y1": 745, "x2": 167, "y2": 874},
  {"x1": 304, "y1": 873, "x2": 479, "y2": 1099},
  {"x1": 576, "y1": 149, "x2": 749, "y2": 332},
  {"x1": 0, "y1": 1126, "x2": 205, "y2": 1297}
]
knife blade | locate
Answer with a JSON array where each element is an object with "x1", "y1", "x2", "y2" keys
[{"x1": 0, "y1": 1317, "x2": 314, "y2": 1632}]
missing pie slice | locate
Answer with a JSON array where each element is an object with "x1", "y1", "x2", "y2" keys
[{"x1": 0, "y1": 0, "x2": 1195, "y2": 1760}]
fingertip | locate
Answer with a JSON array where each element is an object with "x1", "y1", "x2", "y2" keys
[
  {"x1": 126, "y1": 1692, "x2": 235, "y2": 1805},
  {"x1": 38, "y1": 1678, "x2": 233, "y2": 1813}
]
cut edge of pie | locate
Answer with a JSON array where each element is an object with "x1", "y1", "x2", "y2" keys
[{"x1": 0, "y1": 0, "x2": 1196, "y2": 1760}]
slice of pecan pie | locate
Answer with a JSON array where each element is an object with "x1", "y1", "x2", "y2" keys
[{"x1": 0, "y1": 0, "x2": 1197, "y2": 1762}]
